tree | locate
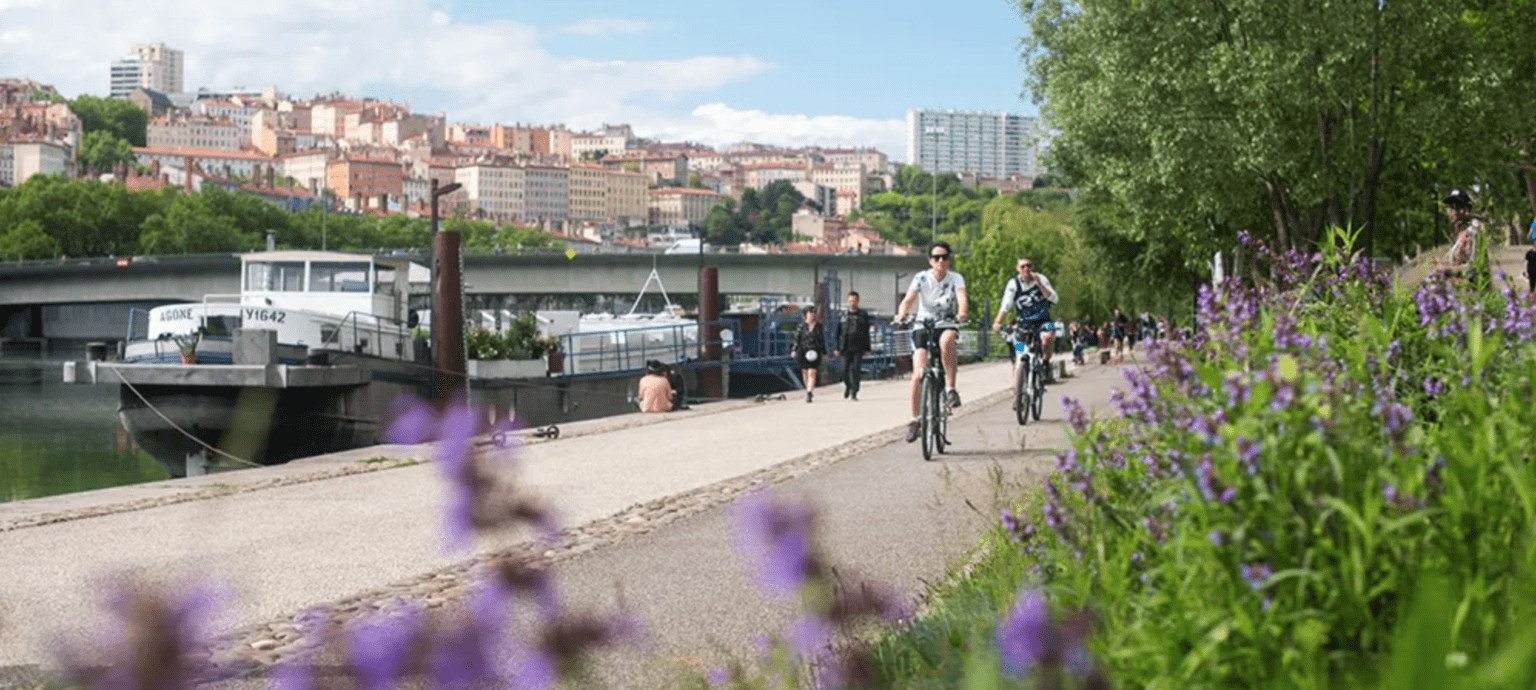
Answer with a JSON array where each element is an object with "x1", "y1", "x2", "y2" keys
[
  {"x1": 68, "y1": 96, "x2": 148, "y2": 146},
  {"x1": 0, "y1": 219, "x2": 59, "y2": 260},
  {"x1": 78, "y1": 131, "x2": 137, "y2": 174},
  {"x1": 703, "y1": 199, "x2": 745, "y2": 246},
  {"x1": 687, "y1": 172, "x2": 704, "y2": 189},
  {"x1": 1020, "y1": 0, "x2": 1508, "y2": 269}
]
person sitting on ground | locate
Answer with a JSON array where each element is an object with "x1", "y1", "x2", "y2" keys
[
  {"x1": 664, "y1": 363, "x2": 688, "y2": 411},
  {"x1": 637, "y1": 360, "x2": 673, "y2": 413},
  {"x1": 1523, "y1": 222, "x2": 1536, "y2": 293}
]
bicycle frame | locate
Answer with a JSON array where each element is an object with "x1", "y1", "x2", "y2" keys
[{"x1": 914, "y1": 318, "x2": 954, "y2": 460}]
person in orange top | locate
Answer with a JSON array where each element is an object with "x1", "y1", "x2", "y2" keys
[{"x1": 638, "y1": 360, "x2": 674, "y2": 413}]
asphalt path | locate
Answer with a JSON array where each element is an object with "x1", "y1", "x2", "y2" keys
[
  {"x1": 561, "y1": 365, "x2": 1125, "y2": 689},
  {"x1": 206, "y1": 361, "x2": 1132, "y2": 690}
]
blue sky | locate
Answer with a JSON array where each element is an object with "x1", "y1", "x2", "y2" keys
[{"x1": 0, "y1": 0, "x2": 1038, "y2": 159}]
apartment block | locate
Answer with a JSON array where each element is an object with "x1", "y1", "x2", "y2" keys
[
  {"x1": 193, "y1": 100, "x2": 255, "y2": 144},
  {"x1": 327, "y1": 154, "x2": 405, "y2": 210},
  {"x1": 905, "y1": 109, "x2": 1047, "y2": 179},
  {"x1": 109, "y1": 43, "x2": 183, "y2": 99},
  {"x1": 602, "y1": 152, "x2": 687, "y2": 186},
  {"x1": 648, "y1": 187, "x2": 724, "y2": 227},
  {"x1": 605, "y1": 169, "x2": 647, "y2": 224},
  {"x1": 281, "y1": 150, "x2": 332, "y2": 193},
  {"x1": 809, "y1": 162, "x2": 868, "y2": 214},
  {"x1": 740, "y1": 162, "x2": 806, "y2": 190},
  {"x1": 817, "y1": 147, "x2": 890, "y2": 175},
  {"x1": 570, "y1": 133, "x2": 630, "y2": 161},
  {"x1": 523, "y1": 165, "x2": 570, "y2": 226},
  {"x1": 0, "y1": 93, "x2": 82, "y2": 184},
  {"x1": 567, "y1": 164, "x2": 607, "y2": 222},
  {"x1": 132, "y1": 146, "x2": 274, "y2": 180},
  {"x1": 454, "y1": 163, "x2": 524, "y2": 222},
  {"x1": 147, "y1": 115, "x2": 242, "y2": 152}
]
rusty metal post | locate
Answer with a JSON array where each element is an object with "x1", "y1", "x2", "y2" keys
[
  {"x1": 698, "y1": 266, "x2": 723, "y2": 399},
  {"x1": 432, "y1": 223, "x2": 467, "y2": 403}
]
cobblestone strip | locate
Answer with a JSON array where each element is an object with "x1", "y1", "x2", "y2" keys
[{"x1": 193, "y1": 386, "x2": 1019, "y2": 680}]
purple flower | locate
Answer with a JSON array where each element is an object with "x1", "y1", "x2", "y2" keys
[
  {"x1": 61, "y1": 577, "x2": 225, "y2": 690},
  {"x1": 1241, "y1": 563, "x2": 1273, "y2": 591},
  {"x1": 348, "y1": 605, "x2": 423, "y2": 690},
  {"x1": 734, "y1": 492, "x2": 819, "y2": 595},
  {"x1": 1208, "y1": 531, "x2": 1225, "y2": 547},
  {"x1": 428, "y1": 580, "x2": 509, "y2": 690},
  {"x1": 996, "y1": 590, "x2": 1051, "y2": 676}
]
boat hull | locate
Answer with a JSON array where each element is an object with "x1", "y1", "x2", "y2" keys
[{"x1": 116, "y1": 356, "x2": 430, "y2": 477}]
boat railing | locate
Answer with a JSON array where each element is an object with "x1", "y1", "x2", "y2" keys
[
  {"x1": 556, "y1": 320, "x2": 737, "y2": 376},
  {"x1": 318, "y1": 310, "x2": 412, "y2": 359}
]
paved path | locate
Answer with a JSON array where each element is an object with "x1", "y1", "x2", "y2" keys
[{"x1": 0, "y1": 354, "x2": 1137, "y2": 686}]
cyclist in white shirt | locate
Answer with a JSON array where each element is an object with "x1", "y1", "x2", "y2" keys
[{"x1": 894, "y1": 241, "x2": 968, "y2": 443}]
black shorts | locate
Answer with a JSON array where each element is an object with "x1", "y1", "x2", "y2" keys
[
  {"x1": 910, "y1": 326, "x2": 958, "y2": 354},
  {"x1": 796, "y1": 350, "x2": 824, "y2": 369}
]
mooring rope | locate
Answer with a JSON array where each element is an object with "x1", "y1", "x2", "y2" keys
[{"x1": 102, "y1": 364, "x2": 265, "y2": 469}]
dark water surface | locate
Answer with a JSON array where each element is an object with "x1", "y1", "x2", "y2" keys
[{"x1": 0, "y1": 358, "x2": 168, "y2": 502}]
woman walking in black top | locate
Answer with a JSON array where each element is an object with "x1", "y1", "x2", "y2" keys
[{"x1": 793, "y1": 308, "x2": 826, "y2": 403}]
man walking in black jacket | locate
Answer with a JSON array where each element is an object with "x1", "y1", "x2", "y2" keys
[{"x1": 835, "y1": 291, "x2": 872, "y2": 401}]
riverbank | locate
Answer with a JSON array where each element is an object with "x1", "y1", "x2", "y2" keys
[{"x1": 0, "y1": 358, "x2": 1060, "y2": 674}]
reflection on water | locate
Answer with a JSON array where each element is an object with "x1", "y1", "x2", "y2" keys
[{"x1": 0, "y1": 358, "x2": 169, "y2": 502}]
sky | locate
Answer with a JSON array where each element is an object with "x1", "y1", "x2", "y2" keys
[{"x1": 0, "y1": 0, "x2": 1038, "y2": 161}]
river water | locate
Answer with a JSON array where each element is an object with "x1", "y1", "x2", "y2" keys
[{"x1": 0, "y1": 357, "x2": 168, "y2": 502}]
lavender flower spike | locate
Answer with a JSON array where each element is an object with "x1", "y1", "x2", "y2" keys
[{"x1": 996, "y1": 589, "x2": 1051, "y2": 677}]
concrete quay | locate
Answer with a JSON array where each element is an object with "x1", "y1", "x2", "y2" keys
[{"x1": 0, "y1": 353, "x2": 1137, "y2": 686}]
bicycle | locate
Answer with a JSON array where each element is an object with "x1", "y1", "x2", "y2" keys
[
  {"x1": 908, "y1": 317, "x2": 954, "y2": 461},
  {"x1": 1005, "y1": 323, "x2": 1047, "y2": 425}
]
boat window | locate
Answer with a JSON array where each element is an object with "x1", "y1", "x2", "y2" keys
[
  {"x1": 374, "y1": 264, "x2": 398, "y2": 297},
  {"x1": 245, "y1": 261, "x2": 305, "y2": 292},
  {"x1": 310, "y1": 262, "x2": 371, "y2": 293}
]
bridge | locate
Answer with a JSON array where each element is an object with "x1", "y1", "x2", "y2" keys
[{"x1": 0, "y1": 251, "x2": 929, "y2": 350}]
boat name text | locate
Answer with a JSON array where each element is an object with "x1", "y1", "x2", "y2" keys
[
  {"x1": 243, "y1": 308, "x2": 288, "y2": 324},
  {"x1": 159, "y1": 307, "x2": 194, "y2": 322}
]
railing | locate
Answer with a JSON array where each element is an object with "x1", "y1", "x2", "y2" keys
[
  {"x1": 318, "y1": 310, "x2": 412, "y2": 359},
  {"x1": 555, "y1": 319, "x2": 741, "y2": 377}
]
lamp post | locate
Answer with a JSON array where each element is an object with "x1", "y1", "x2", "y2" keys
[
  {"x1": 924, "y1": 125, "x2": 946, "y2": 243},
  {"x1": 430, "y1": 178, "x2": 465, "y2": 404}
]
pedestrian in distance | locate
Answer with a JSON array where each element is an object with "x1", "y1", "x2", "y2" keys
[
  {"x1": 835, "y1": 291, "x2": 872, "y2": 401},
  {"x1": 637, "y1": 360, "x2": 673, "y2": 413},
  {"x1": 792, "y1": 308, "x2": 826, "y2": 403},
  {"x1": 1440, "y1": 189, "x2": 1485, "y2": 281},
  {"x1": 1523, "y1": 222, "x2": 1536, "y2": 293}
]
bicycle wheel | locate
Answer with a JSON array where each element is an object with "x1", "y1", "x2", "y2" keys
[
  {"x1": 1032, "y1": 361, "x2": 1046, "y2": 421},
  {"x1": 935, "y1": 375, "x2": 949, "y2": 454},
  {"x1": 1015, "y1": 357, "x2": 1031, "y2": 425},
  {"x1": 919, "y1": 373, "x2": 936, "y2": 461}
]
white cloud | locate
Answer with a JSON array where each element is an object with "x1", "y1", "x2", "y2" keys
[
  {"x1": 0, "y1": 0, "x2": 902, "y2": 156},
  {"x1": 551, "y1": 18, "x2": 655, "y2": 36}
]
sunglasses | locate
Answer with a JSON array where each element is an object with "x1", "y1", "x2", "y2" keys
[{"x1": 930, "y1": 254, "x2": 951, "y2": 261}]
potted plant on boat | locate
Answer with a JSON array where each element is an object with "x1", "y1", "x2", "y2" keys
[
  {"x1": 465, "y1": 314, "x2": 561, "y2": 379},
  {"x1": 172, "y1": 331, "x2": 201, "y2": 365}
]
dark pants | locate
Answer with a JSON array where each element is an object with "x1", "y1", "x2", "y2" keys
[{"x1": 842, "y1": 352, "x2": 863, "y2": 395}]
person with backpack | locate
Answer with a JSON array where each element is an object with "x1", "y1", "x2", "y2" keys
[{"x1": 992, "y1": 257, "x2": 1060, "y2": 380}]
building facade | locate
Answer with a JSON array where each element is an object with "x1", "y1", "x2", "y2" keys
[
  {"x1": 904, "y1": 109, "x2": 1047, "y2": 179},
  {"x1": 326, "y1": 155, "x2": 405, "y2": 210},
  {"x1": 567, "y1": 164, "x2": 607, "y2": 222},
  {"x1": 648, "y1": 187, "x2": 723, "y2": 227},
  {"x1": 454, "y1": 163, "x2": 524, "y2": 222},
  {"x1": 133, "y1": 147, "x2": 275, "y2": 181},
  {"x1": 110, "y1": 43, "x2": 183, "y2": 98},
  {"x1": 147, "y1": 115, "x2": 242, "y2": 152},
  {"x1": 523, "y1": 165, "x2": 570, "y2": 226},
  {"x1": 605, "y1": 169, "x2": 647, "y2": 224}
]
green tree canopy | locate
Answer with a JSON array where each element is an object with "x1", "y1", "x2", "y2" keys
[
  {"x1": 1021, "y1": 0, "x2": 1536, "y2": 271},
  {"x1": 77, "y1": 131, "x2": 136, "y2": 174},
  {"x1": 68, "y1": 96, "x2": 148, "y2": 146}
]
